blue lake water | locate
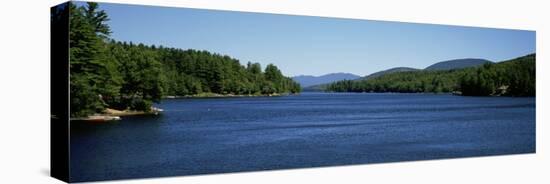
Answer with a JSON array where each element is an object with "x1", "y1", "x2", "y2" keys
[{"x1": 70, "y1": 92, "x2": 536, "y2": 182}]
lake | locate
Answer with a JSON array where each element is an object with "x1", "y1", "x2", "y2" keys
[{"x1": 70, "y1": 92, "x2": 536, "y2": 182}]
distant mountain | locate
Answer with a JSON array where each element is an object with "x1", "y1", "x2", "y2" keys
[
  {"x1": 293, "y1": 73, "x2": 361, "y2": 88},
  {"x1": 323, "y1": 53, "x2": 535, "y2": 96},
  {"x1": 302, "y1": 84, "x2": 327, "y2": 91},
  {"x1": 424, "y1": 58, "x2": 492, "y2": 71},
  {"x1": 358, "y1": 67, "x2": 419, "y2": 80},
  {"x1": 303, "y1": 58, "x2": 493, "y2": 91}
]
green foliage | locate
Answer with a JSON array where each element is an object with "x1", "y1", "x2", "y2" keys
[
  {"x1": 327, "y1": 69, "x2": 467, "y2": 93},
  {"x1": 326, "y1": 54, "x2": 535, "y2": 97},
  {"x1": 70, "y1": 75, "x2": 104, "y2": 117},
  {"x1": 459, "y1": 54, "x2": 535, "y2": 96},
  {"x1": 145, "y1": 47, "x2": 300, "y2": 96},
  {"x1": 130, "y1": 99, "x2": 153, "y2": 112},
  {"x1": 69, "y1": 2, "x2": 122, "y2": 117},
  {"x1": 107, "y1": 42, "x2": 163, "y2": 110},
  {"x1": 66, "y1": 2, "x2": 300, "y2": 117}
]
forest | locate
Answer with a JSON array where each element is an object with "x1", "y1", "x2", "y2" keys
[
  {"x1": 326, "y1": 54, "x2": 535, "y2": 97},
  {"x1": 56, "y1": 2, "x2": 534, "y2": 118},
  {"x1": 63, "y1": 2, "x2": 300, "y2": 117}
]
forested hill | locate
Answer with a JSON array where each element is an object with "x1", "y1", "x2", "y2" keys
[
  {"x1": 326, "y1": 54, "x2": 535, "y2": 97},
  {"x1": 359, "y1": 67, "x2": 419, "y2": 80},
  {"x1": 307, "y1": 59, "x2": 490, "y2": 91},
  {"x1": 304, "y1": 67, "x2": 418, "y2": 91},
  {"x1": 62, "y1": 2, "x2": 300, "y2": 117},
  {"x1": 292, "y1": 73, "x2": 360, "y2": 88},
  {"x1": 424, "y1": 58, "x2": 492, "y2": 71}
]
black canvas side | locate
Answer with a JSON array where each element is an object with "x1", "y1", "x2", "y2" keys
[{"x1": 50, "y1": 1, "x2": 70, "y2": 183}]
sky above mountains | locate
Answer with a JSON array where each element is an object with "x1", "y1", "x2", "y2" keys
[{"x1": 96, "y1": 2, "x2": 536, "y2": 77}]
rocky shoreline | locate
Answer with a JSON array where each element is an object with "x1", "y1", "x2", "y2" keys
[
  {"x1": 71, "y1": 93, "x2": 297, "y2": 122},
  {"x1": 71, "y1": 107, "x2": 163, "y2": 122},
  {"x1": 163, "y1": 92, "x2": 290, "y2": 99}
]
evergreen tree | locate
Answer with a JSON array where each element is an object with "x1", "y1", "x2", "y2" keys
[
  {"x1": 69, "y1": 2, "x2": 121, "y2": 117},
  {"x1": 67, "y1": 3, "x2": 301, "y2": 117}
]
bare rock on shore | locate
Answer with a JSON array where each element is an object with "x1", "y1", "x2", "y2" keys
[{"x1": 72, "y1": 107, "x2": 163, "y2": 122}]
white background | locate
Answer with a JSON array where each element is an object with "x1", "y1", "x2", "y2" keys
[{"x1": 0, "y1": 0, "x2": 548, "y2": 183}]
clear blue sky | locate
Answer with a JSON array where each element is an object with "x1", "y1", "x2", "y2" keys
[{"x1": 94, "y1": 2, "x2": 535, "y2": 77}]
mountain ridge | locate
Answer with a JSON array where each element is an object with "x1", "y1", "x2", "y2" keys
[
  {"x1": 292, "y1": 72, "x2": 361, "y2": 88},
  {"x1": 301, "y1": 58, "x2": 493, "y2": 91},
  {"x1": 424, "y1": 58, "x2": 492, "y2": 71},
  {"x1": 358, "y1": 67, "x2": 419, "y2": 81}
]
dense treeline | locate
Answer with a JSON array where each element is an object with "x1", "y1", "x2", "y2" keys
[
  {"x1": 459, "y1": 54, "x2": 535, "y2": 96},
  {"x1": 147, "y1": 45, "x2": 300, "y2": 96},
  {"x1": 66, "y1": 2, "x2": 300, "y2": 117},
  {"x1": 326, "y1": 54, "x2": 535, "y2": 97},
  {"x1": 327, "y1": 70, "x2": 467, "y2": 93}
]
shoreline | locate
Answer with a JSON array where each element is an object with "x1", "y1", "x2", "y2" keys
[
  {"x1": 318, "y1": 90, "x2": 535, "y2": 97},
  {"x1": 70, "y1": 107, "x2": 163, "y2": 122},
  {"x1": 71, "y1": 93, "x2": 300, "y2": 122},
  {"x1": 163, "y1": 92, "x2": 298, "y2": 99}
]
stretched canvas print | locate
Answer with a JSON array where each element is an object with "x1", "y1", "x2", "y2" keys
[{"x1": 51, "y1": 1, "x2": 536, "y2": 182}]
